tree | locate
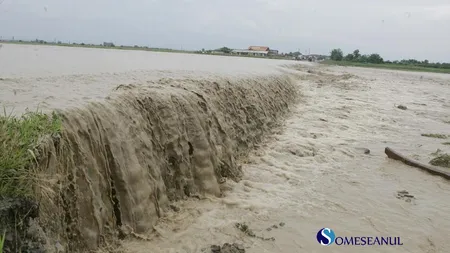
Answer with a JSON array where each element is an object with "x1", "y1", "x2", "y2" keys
[
  {"x1": 344, "y1": 54, "x2": 354, "y2": 61},
  {"x1": 368, "y1": 53, "x2": 383, "y2": 64},
  {"x1": 353, "y1": 49, "x2": 360, "y2": 59},
  {"x1": 358, "y1": 54, "x2": 369, "y2": 63},
  {"x1": 217, "y1": 47, "x2": 232, "y2": 54},
  {"x1": 330, "y1": 48, "x2": 344, "y2": 61}
]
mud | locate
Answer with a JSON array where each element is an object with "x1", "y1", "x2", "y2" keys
[{"x1": 0, "y1": 198, "x2": 46, "y2": 253}]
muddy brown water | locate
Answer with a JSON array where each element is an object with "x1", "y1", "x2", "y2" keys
[
  {"x1": 0, "y1": 44, "x2": 299, "y2": 115},
  {"x1": 1, "y1": 44, "x2": 450, "y2": 253},
  {"x1": 121, "y1": 66, "x2": 450, "y2": 253}
]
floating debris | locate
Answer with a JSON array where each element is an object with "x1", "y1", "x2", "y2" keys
[
  {"x1": 235, "y1": 222, "x2": 276, "y2": 241},
  {"x1": 430, "y1": 154, "x2": 450, "y2": 168},
  {"x1": 396, "y1": 190, "x2": 415, "y2": 203},
  {"x1": 209, "y1": 243, "x2": 245, "y2": 253}
]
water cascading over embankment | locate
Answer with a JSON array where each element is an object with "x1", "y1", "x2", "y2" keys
[{"x1": 32, "y1": 74, "x2": 298, "y2": 251}]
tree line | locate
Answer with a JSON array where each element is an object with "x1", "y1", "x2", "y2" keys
[{"x1": 330, "y1": 48, "x2": 450, "y2": 69}]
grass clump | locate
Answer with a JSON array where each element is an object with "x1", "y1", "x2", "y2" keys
[
  {"x1": 442, "y1": 142, "x2": 450, "y2": 146},
  {"x1": 429, "y1": 154, "x2": 450, "y2": 168},
  {"x1": 0, "y1": 231, "x2": 5, "y2": 253},
  {"x1": 421, "y1": 133, "x2": 448, "y2": 139},
  {"x1": 0, "y1": 110, "x2": 62, "y2": 198}
]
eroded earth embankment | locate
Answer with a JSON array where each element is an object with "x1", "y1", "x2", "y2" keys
[{"x1": 22, "y1": 74, "x2": 298, "y2": 252}]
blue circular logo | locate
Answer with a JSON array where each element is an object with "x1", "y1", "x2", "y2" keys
[{"x1": 316, "y1": 228, "x2": 336, "y2": 246}]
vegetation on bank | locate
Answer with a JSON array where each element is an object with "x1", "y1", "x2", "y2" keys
[
  {"x1": 324, "y1": 48, "x2": 450, "y2": 74},
  {"x1": 421, "y1": 133, "x2": 449, "y2": 139},
  {"x1": 0, "y1": 231, "x2": 4, "y2": 253},
  {"x1": 430, "y1": 154, "x2": 450, "y2": 168},
  {"x1": 0, "y1": 111, "x2": 62, "y2": 198}
]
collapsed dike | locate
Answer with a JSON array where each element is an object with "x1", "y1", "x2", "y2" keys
[{"x1": 1, "y1": 74, "x2": 298, "y2": 252}]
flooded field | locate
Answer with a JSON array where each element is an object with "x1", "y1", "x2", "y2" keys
[
  {"x1": 0, "y1": 43, "x2": 297, "y2": 114},
  {"x1": 1, "y1": 44, "x2": 450, "y2": 253}
]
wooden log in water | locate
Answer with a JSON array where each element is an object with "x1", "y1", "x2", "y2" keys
[{"x1": 385, "y1": 147, "x2": 450, "y2": 180}]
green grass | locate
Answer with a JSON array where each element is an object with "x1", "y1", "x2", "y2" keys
[
  {"x1": 442, "y1": 142, "x2": 450, "y2": 145},
  {"x1": 0, "y1": 231, "x2": 5, "y2": 253},
  {"x1": 0, "y1": 110, "x2": 62, "y2": 198},
  {"x1": 321, "y1": 60, "x2": 450, "y2": 74},
  {"x1": 421, "y1": 133, "x2": 448, "y2": 139}
]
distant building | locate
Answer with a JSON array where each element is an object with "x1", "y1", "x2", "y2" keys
[
  {"x1": 269, "y1": 49, "x2": 279, "y2": 55},
  {"x1": 299, "y1": 54, "x2": 327, "y2": 61},
  {"x1": 248, "y1": 46, "x2": 270, "y2": 51},
  {"x1": 231, "y1": 49, "x2": 268, "y2": 57},
  {"x1": 103, "y1": 42, "x2": 115, "y2": 47}
]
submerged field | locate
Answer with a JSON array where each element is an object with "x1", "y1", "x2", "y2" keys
[{"x1": 1, "y1": 44, "x2": 450, "y2": 253}]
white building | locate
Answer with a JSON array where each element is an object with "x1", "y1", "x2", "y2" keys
[{"x1": 231, "y1": 49, "x2": 268, "y2": 57}]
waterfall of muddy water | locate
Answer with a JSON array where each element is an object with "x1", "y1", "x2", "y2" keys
[
  {"x1": 118, "y1": 66, "x2": 450, "y2": 253},
  {"x1": 33, "y1": 74, "x2": 298, "y2": 251}
]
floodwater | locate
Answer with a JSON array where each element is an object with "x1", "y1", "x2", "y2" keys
[
  {"x1": 1, "y1": 44, "x2": 450, "y2": 253},
  {"x1": 0, "y1": 43, "x2": 297, "y2": 114},
  {"x1": 120, "y1": 66, "x2": 450, "y2": 253}
]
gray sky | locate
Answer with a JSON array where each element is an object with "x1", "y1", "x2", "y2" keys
[{"x1": 1, "y1": 0, "x2": 449, "y2": 62}]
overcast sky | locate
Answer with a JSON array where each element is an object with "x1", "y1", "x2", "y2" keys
[{"x1": 0, "y1": 0, "x2": 449, "y2": 62}]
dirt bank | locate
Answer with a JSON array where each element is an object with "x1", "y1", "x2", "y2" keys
[{"x1": 15, "y1": 74, "x2": 298, "y2": 252}]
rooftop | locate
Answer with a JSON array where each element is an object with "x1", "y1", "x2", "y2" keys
[{"x1": 248, "y1": 46, "x2": 270, "y2": 51}]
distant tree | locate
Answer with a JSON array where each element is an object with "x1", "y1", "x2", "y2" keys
[
  {"x1": 217, "y1": 47, "x2": 232, "y2": 54},
  {"x1": 344, "y1": 54, "x2": 354, "y2": 61},
  {"x1": 353, "y1": 49, "x2": 360, "y2": 59},
  {"x1": 292, "y1": 51, "x2": 301, "y2": 57},
  {"x1": 330, "y1": 48, "x2": 344, "y2": 61},
  {"x1": 368, "y1": 53, "x2": 384, "y2": 64},
  {"x1": 358, "y1": 54, "x2": 369, "y2": 63}
]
